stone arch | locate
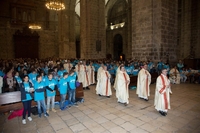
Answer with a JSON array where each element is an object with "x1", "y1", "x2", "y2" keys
[{"x1": 105, "y1": 0, "x2": 128, "y2": 28}]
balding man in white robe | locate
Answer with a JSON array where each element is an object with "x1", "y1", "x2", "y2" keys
[
  {"x1": 96, "y1": 66, "x2": 112, "y2": 98},
  {"x1": 154, "y1": 68, "x2": 172, "y2": 116},
  {"x1": 136, "y1": 64, "x2": 151, "y2": 101}
]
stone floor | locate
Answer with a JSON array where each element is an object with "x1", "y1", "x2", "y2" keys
[{"x1": 0, "y1": 83, "x2": 200, "y2": 133}]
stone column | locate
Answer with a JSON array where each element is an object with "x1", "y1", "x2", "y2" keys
[
  {"x1": 132, "y1": 0, "x2": 178, "y2": 62},
  {"x1": 179, "y1": 0, "x2": 200, "y2": 59},
  {"x1": 58, "y1": 0, "x2": 76, "y2": 59},
  {"x1": 80, "y1": 0, "x2": 106, "y2": 59}
]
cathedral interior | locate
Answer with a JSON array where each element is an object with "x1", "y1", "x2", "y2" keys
[
  {"x1": 0, "y1": 0, "x2": 199, "y2": 64},
  {"x1": 0, "y1": 1, "x2": 200, "y2": 133}
]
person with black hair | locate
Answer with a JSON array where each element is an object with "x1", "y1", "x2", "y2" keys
[
  {"x1": 67, "y1": 67, "x2": 78, "y2": 107},
  {"x1": 34, "y1": 75, "x2": 49, "y2": 118},
  {"x1": 20, "y1": 75, "x2": 34, "y2": 124},
  {"x1": 58, "y1": 72, "x2": 69, "y2": 110}
]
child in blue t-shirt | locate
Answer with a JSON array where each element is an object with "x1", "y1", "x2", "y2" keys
[
  {"x1": 58, "y1": 72, "x2": 69, "y2": 110},
  {"x1": 45, "y1": 73, "x2": 58, "y2": 113},
  {"x1": 67, "y1": 67, "x2": 78, "y2": 107},
  {"x1": 34, "y1": 75, "x2": 49, "y2": 118}
]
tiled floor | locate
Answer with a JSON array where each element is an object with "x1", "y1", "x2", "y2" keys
[{"x1": 0, "y1": 83, "x2": 200, "y2": 133}]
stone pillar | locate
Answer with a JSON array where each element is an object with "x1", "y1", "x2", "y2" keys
[
  {"x1": 132, "y1": 0, "x2": 178, "y2": 63},
  {"x1": 179, "y1": 0, "x2": 200, "y2": 59},
  {"x1": 58, "y1": 0, "x2": 76, "y2": 59},
  {"x1": 127, "y1": 0, "x2": 132, "y2": 59},
  {"x1": 80, "y1": 0, "x2": 106, "y2": 59}
]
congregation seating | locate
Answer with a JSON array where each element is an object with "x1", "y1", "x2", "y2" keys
[
  {"x1": 0, "y1": 83, "x2": 84, "y2": 113},
  {"x1": 129, "y1": 72, "x2": 158, "y2": 87}
]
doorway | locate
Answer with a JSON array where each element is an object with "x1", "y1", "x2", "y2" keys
[{"x1": 113, "y1": 34, "x2": 123, "y2": 60}]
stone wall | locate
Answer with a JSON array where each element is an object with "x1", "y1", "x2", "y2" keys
[
  {"x1": 132, "y1": 0, "x2": 154, "y2": 61},
  {"x1": 132, "y1": 0, "x2": 178, "y2": 63},
  {"x1": 179, "y1": 0, "x2": 200, "y2": 59},
  {"x1": 105, "y1": 0, "x2": 130, "y2": 60},
  {"x1": 0, "y1": 27, "x2": 15, "y2": 59},
  {"x1": 80, "y1": 0, "x2": 106, "y2": 59}
]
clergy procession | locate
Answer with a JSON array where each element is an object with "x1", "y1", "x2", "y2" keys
[{"x1": 0, "y1": 58, "x2": 200, "y2": 125}]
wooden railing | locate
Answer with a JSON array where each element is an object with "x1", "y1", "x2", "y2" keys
[{"x1": 0, "y1": 83, "x2": 84, "y2": 113}]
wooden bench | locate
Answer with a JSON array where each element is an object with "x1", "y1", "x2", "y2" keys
[{"x1": 0, "y1": 83, "x2": 84, "y2": 113}]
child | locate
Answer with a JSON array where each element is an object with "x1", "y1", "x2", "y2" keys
[
  {"x1": 45, "y1": 73, "x2": 58, "y2": 113},
  {"x1": 34, "y1": 75, "x2": 49, "y2": 118},
  {"x1": 58, "y1": 72, "x2": 69, "y2": 110}
]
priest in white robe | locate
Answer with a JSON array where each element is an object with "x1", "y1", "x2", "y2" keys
[
  {"x1": 97, "y1": 63, "x2": 104, "y2": 81},
  {"x1": 154, "y1": 68, "x2": 172, "y2": 116},
  {"x1": 80, "y1": 61, "x2": 90, "y2": 90},
  {"x1": 115, "y1": 65, "x2": 130, "y2": 106},
  {"x1": 96, "y1": 66, "x2": 112, "y2": 98},
  {"x1": 136, "y1": 64, "x2": 151, "y2": 101},
  {"x1": 169, "y1": 66, "x2": 180, "y2": 84},
  {"x1": 88, "y1": 62, "x2": 95, "y2": 85},
  {"x1": 75, "y1": 61, "x2": 83, "y2": 83},
  {"x1": 64, "y1": 60, "x2": 73, "y2": 73}
]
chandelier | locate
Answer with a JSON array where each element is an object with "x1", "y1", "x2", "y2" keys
[
  {"x1": 29, "y1": 24, "x2": 41, "y2": 30},
  {"x1": 45, "y1": 0, "x2": 65, "y2": 11}
]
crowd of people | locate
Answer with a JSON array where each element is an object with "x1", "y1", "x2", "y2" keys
[{"x1": 0, "y1": 58, "x2": 200, "y2": 124}]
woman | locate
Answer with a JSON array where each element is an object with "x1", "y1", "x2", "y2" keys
[{"x1": 20, "y1": 75, "x2": 34, "y2": 124}]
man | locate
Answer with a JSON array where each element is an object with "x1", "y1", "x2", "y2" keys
[
  {"x1": 115, "y1": 65, "x2": 130, "y2": 106},
  {"x1": 169, "y1": 66, "x2": 180, "y2": 84},
  {"x1": 64, "y1": 60, "x2": 73, "y2": 73},
  {"x1": 136, "y1": 63, "x2": 151, "y2": 101},
  {"x1": 154, "y1": 68, "x2": 172, "y2": 116},
  {"x1": 80, "y1": 61, "x2": 90, "y2": 90},
  {"x1": 96, "y1": 66, "x2": 112, "y2": 98},
  {"x1": 88, "y1": 62, "x2": 95, "y2": 85},
  {"x1": 97, "y1": 63, "x2": 104, "y2": 82},
  {"x1": 75, "y1": 61, "x2": 83, "y2": 83}
]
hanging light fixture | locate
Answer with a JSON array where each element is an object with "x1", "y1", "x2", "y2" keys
[
  {"x1": 45, "y1": 0, "x2": 65, "y2": 11},
  {"x1": 29, "y1": 23, "x2": 41, "y2": 30}
]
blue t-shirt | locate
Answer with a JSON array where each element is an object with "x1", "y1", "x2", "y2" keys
[
  {"x1": 57, "y1": 70, "x2": 67, "y2": 79},
  {"x1": 0, "y1": 70, "x2": 5, "y2": 77},
  {"x1": 67, "y1": 73, "x2": 77, "y2": 90},
  {"x1": 22, "y1": 82, "x2": 33, "y2": 101},
  {"x1": 58, "y1": 77, "x2": 68, "y2": 95},
  {"x1": 108, "y1": 65, "x2": 115, "y2": 75},
  {"x1": 28, "y1": 73, "x2": 38, "y2": 84},
  {"x1": 157, "y1": 62, "x2": 163, "y2": 70},
  {"x1": 132, "y1": 69, "x2": 139, "y2": 76},
  {"x1": 34, "y1": 81, "x2": 45, "y2": 101},
  {"x1": 15, "y1": 76, "x2": 22, "y2": 84},
  {"x1": 45, "y1": 78, "x2": 57, "y2": 97}
]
